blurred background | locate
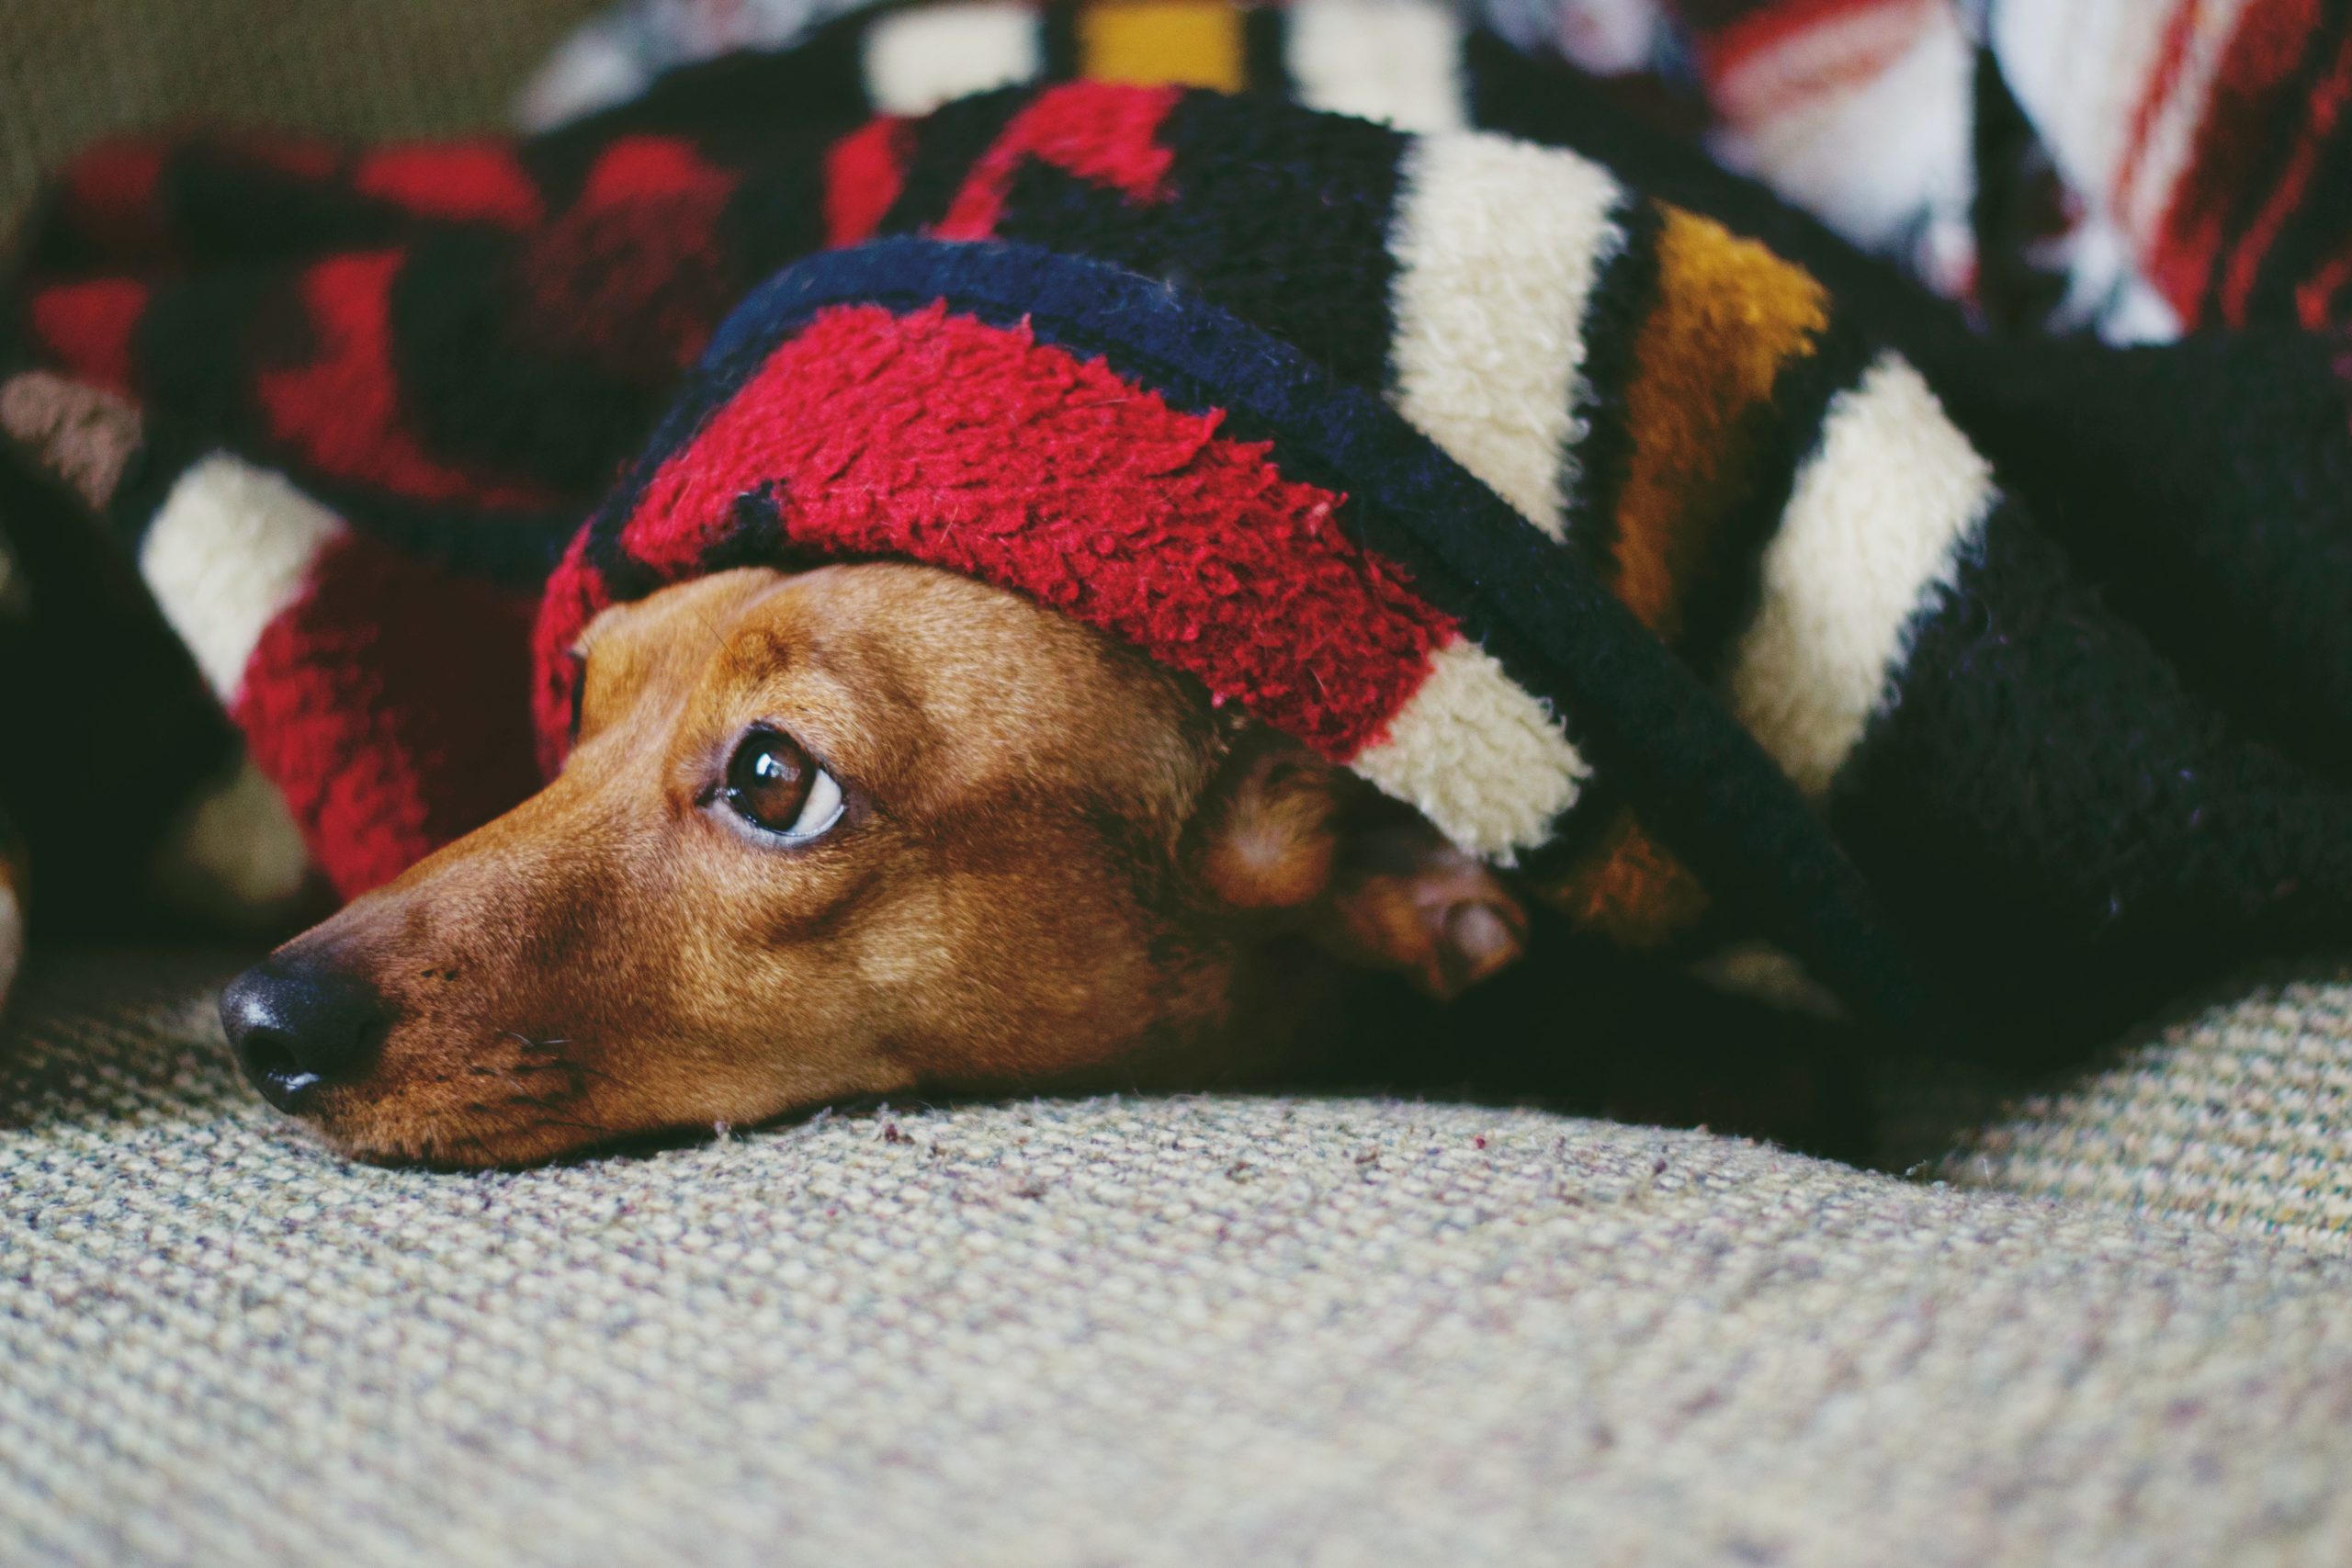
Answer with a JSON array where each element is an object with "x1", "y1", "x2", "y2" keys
[{"x1": 0, "y1": 0, "x2": 605, "y2": 230}]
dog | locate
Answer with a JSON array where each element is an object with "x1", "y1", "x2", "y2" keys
[
  {"x1": 216, "y1": 563, "x2": 1534, "y2": 1167},
  {"x1": 23, "y1": 42, "x2": 2346, "y2": 1169}
]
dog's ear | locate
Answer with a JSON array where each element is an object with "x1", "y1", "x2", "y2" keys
[{"x1": 1190, "y1": 729, "x2": 1529, "y2": 1000}]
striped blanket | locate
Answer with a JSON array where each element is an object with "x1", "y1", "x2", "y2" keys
[
  {"x1": 6, "y1": 0, "x2": 2352, "y2": 1063},
  {"x1": 525, "y1": 0, "x2": 2352, "y2": 342}
]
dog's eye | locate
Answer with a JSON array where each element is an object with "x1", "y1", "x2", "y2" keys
[{"x1": 721, "y1": 728, "x2": 845, "y2": 843}]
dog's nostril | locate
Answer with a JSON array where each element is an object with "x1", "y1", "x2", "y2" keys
[
  {"x1": 220, "y1": 953, "x2": 391, "y2": 1115},
  {"x1": 235, "y1": 1029, "x2": 324, "y2": 1112}
]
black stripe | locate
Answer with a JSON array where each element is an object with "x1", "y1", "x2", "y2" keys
[
  {"x1": 133, "y1": 267, "x2": 275, "y2": 453},
  {"x1": 874, "y1": 85, "x2": 1034, "y2": 234},
  {"x1": 525, "y1": 23, "x2": 872, "y2": 195},
  {"x1": 1675, "y1": 317, "x2": 1879, "y2": 682},
  {"x1": 718, "y1": 136, "x2": 834, "y2": 283},
  {"x1": 978, "y1": 91, "x2": 1408, "y2": 390},
  {"x1": 386, "y1": 231, "x2": 674, "y2": 503},
  {"x1": 1243, "y1": 5, "x2": 1291, "y2": 97},
  {"x1": 1968, "y1": 44, "x2": 2075, "y2": 334},
  {"x1": 1558, "y1": 197, "x2": 1664, "y2": 584},
  {"x1": 1041, "y1": 2, "x2": 1082, "y2": 81},
  {"x1": 0, "y1": 435, "x2": 242, "y2": 930},
  {"x1": 1828, "y1": 490, "x2": 2352, "y2": 1060},
  {"x1": 101, "y1": 422, "x2": 211, "y2": 558}
]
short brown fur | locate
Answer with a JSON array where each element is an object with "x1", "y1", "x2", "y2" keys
[{"x1": 271, "y1": 564, "x2": 1528, "y2": 1167}]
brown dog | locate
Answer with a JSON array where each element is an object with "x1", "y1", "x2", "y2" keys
[{"x1": 220, "y1": 563, "x2": 1531, "y2": 1167}]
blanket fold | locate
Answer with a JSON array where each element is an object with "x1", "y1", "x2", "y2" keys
[{"x1": 7, "y1": 9, "x2": 2352, "y2": 1062}]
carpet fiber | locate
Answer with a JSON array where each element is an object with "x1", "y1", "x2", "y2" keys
[
  {"x1": 1941, "y1": 960, "x2": 2352, "y2": 1258},
  {"x1": 7, "y1": 950, "x2": 2352, "y2": 1566}
]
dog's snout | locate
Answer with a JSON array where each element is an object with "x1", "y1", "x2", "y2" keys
[{"x1": 220, "y1": 953, "x2": 391, "y2": 1113}]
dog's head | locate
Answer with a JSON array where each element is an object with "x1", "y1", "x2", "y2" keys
[{"x1": 220, "y1": 564, "x2": 1529, "y2": 1166}]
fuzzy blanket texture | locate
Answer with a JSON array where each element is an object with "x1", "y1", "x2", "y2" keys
[{"x1": 6, "y1": 0, "x2": 2352, "y2": 1066}]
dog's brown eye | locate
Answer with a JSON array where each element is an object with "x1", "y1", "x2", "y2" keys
[{"x1": 721, "y1": 729, "x2": 845, "y2": 843}]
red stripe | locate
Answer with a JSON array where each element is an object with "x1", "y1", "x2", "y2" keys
[
  {"x1": 2115, "y1": 0, "x2": 2207, "y2": 216},
  {"x1": 28, "y1": 279, "x2": 148, "y2": 394},
  {"x1": 354, "y1": 143, "x2": 545, "y2": 228},
  {"x1": 254, "y1": 253, "x2": 560, "y2": 511},
  {"x1": 2295, "y1": 239, "x2": 2352, "y2": 322},
  {"x1": 579, "y1": 135, "x2": 735, "y2": 207},
  {"x1": 504, "y1": 136, "x2": 743, "y2": 377},
  {"x1": 2148, "y1": 0, "x2": 2327, "y2": 323},
  {"x1": 58, "y1": 139, "x2": 172, "y2": 264},
  {"x1": 934, "y1": 82, "x2": 1182, "y2": 242},
  {"x1": 603, "y1": 303, "x2": 1454, "y2": 761},
  {"x1": 2218, "y1": 20, "x2": 2352, "y2": 323},
  {"x1": 824, "y1": 118, "x2": 912, "y2": 248},
  {"x1": 1693, "y1": 0, "x2": 1911, "y2": 85},
  {"x1": 235, "y1": 533, "x2": 543, "y2": 897}
]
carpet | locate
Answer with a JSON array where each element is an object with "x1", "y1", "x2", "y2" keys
[{"x1": 7, "y1": 949, "x2": 2352, "y2": 1566}]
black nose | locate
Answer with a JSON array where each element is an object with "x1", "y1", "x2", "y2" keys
[{"x1": 220, "y1": 953, "x2": 391, "y2": 1113}]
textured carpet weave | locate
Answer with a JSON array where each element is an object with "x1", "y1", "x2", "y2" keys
[
  {"x1": 8, "y1": 951, "x2": 2352, "y2": 1567},
  {"x1": 1942, "y1": 959, "x2": 2352, "y2": 1260}
]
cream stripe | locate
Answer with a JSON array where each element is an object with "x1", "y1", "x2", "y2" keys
[
  {"x1": 1385, "y1": 132, "x2": 1624, "y2": 542},
  {"x1": 1988, "y1": 0, "x2": 2254, "y2": 239},
  {"x1": 153, "y1": 754, "x2": 313, "y2": 921},
  {"x1": 863, "y1": 0, "x2": 1043, "y2": 117},
  {"x1": 1988, "y1": 0, "x2": 2175, "y2": 201},
  {"x1": 2114, "y1": 0, "x2": 2257, "y2": 242},
  {"x1": 1688, "y1": 942, "x2": 1848, "y2": 1021},
  {"x1": 1285, "y1": 0, "x2": 1467, "y2": 132},
  {"x1": 141, "y1": 454, "x2": 345, "y2": 704},
  {"x1": 1729, "y1": 353, "x2": 1993, "y2": 798},
  {"x1": 1351, "y1": 637, "x2": 1589, "y2": 863},
  {"x1": 1715, "y1": 7, "x2": 1974, "y2": 260}
]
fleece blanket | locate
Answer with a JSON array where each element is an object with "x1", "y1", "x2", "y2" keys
[
  {"x1": 522, "y1": 0, "x2": 2352, "y2": 344},
  {"x1": 6, "y1": 0, "x2": 2352, "y2": 1065},
  {"x1": 1491, "y1": 0, "x2": 2352, "y2": 344}
]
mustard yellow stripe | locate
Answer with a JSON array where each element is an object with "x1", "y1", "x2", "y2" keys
[
  {"x1": 1611, "y1": 206, "x2": 1829, "y2": 644},
  {"x1": 1077, "y1": 0, "x2": 1247, "y2": 91}
]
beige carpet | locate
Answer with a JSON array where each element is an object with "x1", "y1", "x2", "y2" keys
[
  {"x1": 1920, "y1": 958, "x2": 2352, "y2": 1258},
  {"x1": 8, "y1": 949, "x2": 2352, "y2": 1567}
]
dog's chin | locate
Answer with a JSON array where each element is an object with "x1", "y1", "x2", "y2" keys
[
  {"x1": 293, "y1": 1086, "x2": 640, "y2": 1171},
  {"x1": 291, "y1": 1065, "x2": 843, "y2": 1170}
]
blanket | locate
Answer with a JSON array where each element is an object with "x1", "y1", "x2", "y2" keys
[
  {"x1": 521, "y1": 0, "x2": 2352, "y2": 344},
  {"x1": 6, "y1": 0, "x2": 2352, "y2": 1066}
]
